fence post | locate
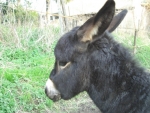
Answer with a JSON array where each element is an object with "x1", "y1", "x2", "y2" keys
[
  {"x1": 133, "y1": 29, "x2": 138, "y2": 54},
  {"x1": 133, "y1": 0, "x2": 142, "y2": 54},
  {"x1": 57, "y1": 0, "x2": 63, "y2": 35}
]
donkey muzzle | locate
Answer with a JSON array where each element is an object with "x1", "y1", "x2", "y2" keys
[{"x1": 45, "y1": 79, "x2": 61, "y2": 102}]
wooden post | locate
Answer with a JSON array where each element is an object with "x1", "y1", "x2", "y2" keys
[
  {"x1": 133, "y1": 29, "x2": 138, "y2": 54},
  {"x1": 46, "y1": 0, "x2": 50, "y2": 24},
  {"x1": 60, "y1": 0, "x2": 68, "y2": 32},
  {"x1": 133, "y1": 0, "x2": 142, "y2": 54}
]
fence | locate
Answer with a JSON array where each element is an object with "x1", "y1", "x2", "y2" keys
[{"x1": 0, "y1": 2, "x2": 150, "y2": 52}]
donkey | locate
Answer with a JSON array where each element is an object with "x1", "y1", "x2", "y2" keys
[{"x1": 45, "y1": 0, "x2": 150, "y2": 113}]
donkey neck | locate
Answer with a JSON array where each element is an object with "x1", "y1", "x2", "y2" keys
[{"x1": 87, "y1": 62, "x2": 150, "y2": 113}]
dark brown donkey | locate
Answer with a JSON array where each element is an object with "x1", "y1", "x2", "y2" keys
[{"x1": 45, "y1": 0, "x2": 150, "y2": 113}]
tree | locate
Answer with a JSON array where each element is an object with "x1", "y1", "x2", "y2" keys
[
  {"x1": 64, "y1": 0, "x2": 72, "y2": 3},
  {"x1": 60, "y1": 0, "x2": 67, "y2": 31},
  {"x1": 46, "y1": 0, "x2": 50, "y2": 23}
]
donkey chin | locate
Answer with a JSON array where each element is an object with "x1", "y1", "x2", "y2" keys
[{"x1": 45, "y1": 79, "x2": 61, "y2": 102}]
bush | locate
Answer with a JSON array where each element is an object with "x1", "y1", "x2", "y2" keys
[{"x1": 14, "y1": 6, "x2": 39, "y2": 25}]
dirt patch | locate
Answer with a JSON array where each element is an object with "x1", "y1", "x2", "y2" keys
[{"x1": 45, "y1": 92, "x2": 101, "y2": 113}]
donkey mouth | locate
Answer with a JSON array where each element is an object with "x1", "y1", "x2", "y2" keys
[
  {"x1": 50, "y1": 94, "x2": 61, "y2": 102},
  {"x1": 45, "y1": 87, "x2": 61, "y2": 102},
  {"x1": 45, "y1": 79, "x2": 61, "y2": 102},
  {"x1": 46, "y1": 91, "x2": 61, "y2": 102}
]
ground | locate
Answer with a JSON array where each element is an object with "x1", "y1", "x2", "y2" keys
[{"x1": 46, "y1": 92, "x2": 101, "y2": 113}]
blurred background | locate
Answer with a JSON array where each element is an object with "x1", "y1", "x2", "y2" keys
[{"x1": 0, "y1": 0, "x2": 150, "y2": 113}]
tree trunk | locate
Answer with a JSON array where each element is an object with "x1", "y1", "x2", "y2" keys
[
  {"x1": 60, "y1": 0, "x2": 68, "y2": 31},
  {"x1": 17, "y1": 0, "x2": 21, "y2": 6},
  {"x1": 46, "y1": 0, "x2": 50, "y2": 24}
]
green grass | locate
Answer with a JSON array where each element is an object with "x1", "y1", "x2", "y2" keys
[
  {"x1": 114, "y1": 32, "x2": 150, "y2": 69},
  {"x1": 0, "y1": 49, "x2": 55, "y2": 113},
  {"x1": 0, "y1": 57, "x2": 52, "y2": 112},
  {"x1": 0, "y1": 24, "x2": 59, "y2": 113}
]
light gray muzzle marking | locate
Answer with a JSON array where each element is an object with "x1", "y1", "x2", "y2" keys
[{"x1": 45, "y1": 79, "x2": 61, "y2": 101}]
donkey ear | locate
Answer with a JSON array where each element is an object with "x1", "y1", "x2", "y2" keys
[
  {"x1": 107, "y1": 9, "x2": 128, "y2": 32},
  {"x1": 77, "y1": 0, "x2": 115, "y2": 42}
]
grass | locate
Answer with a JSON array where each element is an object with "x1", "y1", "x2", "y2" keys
[
  {"x1": 0, "y1": 23, "x2": 150, "y2": 113},
  {"x1": 0, "y1": 24, "x2": 59, "y2": 113},
  {"x1": 114, "y1": 32, "x2": 150, "y2": 69}
]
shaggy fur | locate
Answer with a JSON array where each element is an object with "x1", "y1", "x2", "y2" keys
[{"x1": 45, "y1": 0, "x2": 150, "y2": 113}]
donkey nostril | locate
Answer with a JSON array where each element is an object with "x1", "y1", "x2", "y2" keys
[
  {"x1": 45, "y1": 79, "x2": 61, "y2": 101},
  {"x1": 53, "y1": 94, "x2": 61, "y2": 102}
]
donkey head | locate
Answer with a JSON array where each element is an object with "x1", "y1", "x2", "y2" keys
[{"x1": 45, "y1": 0, "x2": 127, "y2": 102}]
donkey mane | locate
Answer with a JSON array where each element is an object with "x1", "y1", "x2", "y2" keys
[{"x1": 87, "y1": 31, "x2": 150, "y2": 112}]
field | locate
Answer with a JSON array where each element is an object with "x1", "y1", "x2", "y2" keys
[
  {"x1": 0, "y1": 24, "x2": 150, "y2": 113},
  {"x1": 0, "y1": 25, "x2": 58, "y2": 113}
]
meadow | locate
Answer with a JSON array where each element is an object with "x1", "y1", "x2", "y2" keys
[
  {"x1": 0, "y1": 24, "x2": 59, "y2": 113},
  {"x1": 0, "y1": 23, "x2": 150, "y2": 113}
]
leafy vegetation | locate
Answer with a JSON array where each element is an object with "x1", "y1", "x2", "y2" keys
[
  {"x1": 14, "y1": 6, "x2": 39, "y2": 25},
  {"x1": 0, "y1": 24, "x2": 60, "y2": 113},
  {"x1": 114, "y1": 32, "x2": 150, "y2": 69},
  {"x1": 0, "y1": 1, "x2": 38, "y2": 25}
]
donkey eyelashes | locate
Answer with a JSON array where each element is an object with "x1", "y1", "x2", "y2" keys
[
  {"x1": 59, "y1": 62, "x2": 71, "y2": 70},
  {"x1": 55, "y1": 61, "x2": 69, "y2": 72},
  {"x1": 59, "y1": 61, "x2": 68, "y2": 66}
]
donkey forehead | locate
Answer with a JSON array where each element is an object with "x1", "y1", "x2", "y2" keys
[{"x1": 54, "y1": 27, "x2": 79, "y2": 61}]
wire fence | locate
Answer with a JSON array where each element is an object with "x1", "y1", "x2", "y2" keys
[{"x1": 0, "y1": 2, "x2": 150, "y2": 52}]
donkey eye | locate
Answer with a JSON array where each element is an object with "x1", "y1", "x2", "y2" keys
[{"x1": 59, "y1": 62, "x2": 68, "y2": 66}]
